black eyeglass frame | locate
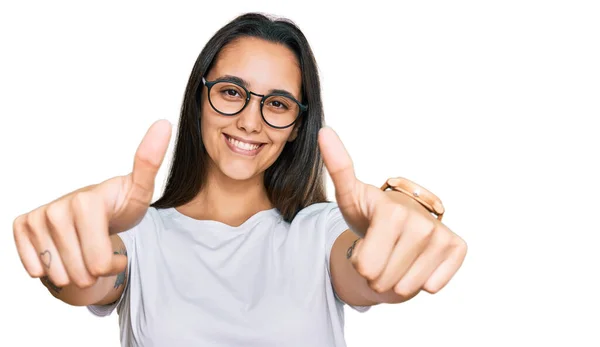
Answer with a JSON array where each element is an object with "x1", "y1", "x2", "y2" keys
[{"x1": 201, "y1": 77, "x2": 308, "y2": 129}]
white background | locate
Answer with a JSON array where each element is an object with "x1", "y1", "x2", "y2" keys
[{"x1": 1, "y1": 0, "x2": 599, "y2": 346}]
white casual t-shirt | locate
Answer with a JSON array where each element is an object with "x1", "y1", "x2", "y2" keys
[{"x1": 88, "y1": 202, "x2": 369, "y2": 346}]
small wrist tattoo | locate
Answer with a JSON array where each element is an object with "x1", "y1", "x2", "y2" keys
[{"x1": 346, "y1": 239, "x2": 360, "y2": 259}]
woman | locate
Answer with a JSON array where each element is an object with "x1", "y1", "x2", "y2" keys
[{"x1": 13, "y1": 12, "x2": 467, "y2": 346}]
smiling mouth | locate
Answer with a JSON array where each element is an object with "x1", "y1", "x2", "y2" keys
[{"x1": 223, "y1": 134, "x2": 265, "y2": 154}]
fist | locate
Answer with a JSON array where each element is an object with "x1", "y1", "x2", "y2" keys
[
  {"x1": 319, "y1": 126, "x2": 467, "y2": 300},
  {"x1": 13, "y1": 120, "x2": 171, "y2": 288}
]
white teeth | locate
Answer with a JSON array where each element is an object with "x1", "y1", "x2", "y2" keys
[{"x1": 227, "y1": 136, "x2": 260, "y2": 151}]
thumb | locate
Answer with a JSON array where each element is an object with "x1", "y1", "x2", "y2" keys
[
  {"x1": 96, "y1": 119, "x2": 171, "y2": 235},
  {"x1": 130, "y1": 119, "x2": 172, "y2": 203},
  {"x1": 318, "y1": 127, "x2": 358, "y2": 199}
]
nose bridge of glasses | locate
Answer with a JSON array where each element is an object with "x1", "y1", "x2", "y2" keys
[
  {"x1": 243, "y1": 90, "x2": 266, "y2": 111},
  {"x1": 247, "y1": 90, "x2": 266, "y2": 103},
  {"x1": 235, "y1": 89, "x2": 263, "y2": 122}
]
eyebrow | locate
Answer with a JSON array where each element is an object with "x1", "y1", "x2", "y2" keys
[{"x1": 215, "y1": 74, "x2": 300, "y2": 101}]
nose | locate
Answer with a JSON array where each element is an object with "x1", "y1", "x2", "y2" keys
[{"x1": 236, "y1": 94, "x2": 263, "y2": 134}]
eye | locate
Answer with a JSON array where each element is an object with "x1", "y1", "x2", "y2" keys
[
  {"x1": 222, "y1": 89, "x2": 241, "y2": 98},
  {"x1": 271, "y1": 100, "x2": 285, "y2": 109},
  {"x1": 268, "y1": 98, "x2": 290, "y2": 110},
  {"x1": 214, "y1": 82, "x2": 245, "y2": 100}
]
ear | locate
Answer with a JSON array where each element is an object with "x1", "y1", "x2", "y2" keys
[{"x1": 288, "y1": 119, "x2": 302, "y2": 142}]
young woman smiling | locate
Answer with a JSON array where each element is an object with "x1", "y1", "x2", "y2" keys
[{"x1": 13, "y1": 12, "x2": 467, "y2": 347}]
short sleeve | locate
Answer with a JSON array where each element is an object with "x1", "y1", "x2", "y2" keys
[
  {"x1": 86, "y1": 227, "x2": 136, "y2": 317},
  {"x1": 324, "y1": 204, "x2": 371, "y2": 313}
]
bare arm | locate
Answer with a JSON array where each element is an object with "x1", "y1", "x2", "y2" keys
[
  {"x1": 14, "y1": 121, "x2": 170, "y2": 311},
  {"x1": 330, "y1": 190, "x2": 467, "y2": 306},
  {"x1": 330, "y1": 230, "x2": 416, "y2": 306},
  {"x1": 40, "y1": 235, "x2": 128, "y2": 307},
  {"x1": 320, "y1": 127, "x2": 467, "y2": 307}
]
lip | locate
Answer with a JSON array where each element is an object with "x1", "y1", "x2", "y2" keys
[
  {"x1": 224, "y1": 133, "x2": 266, "y2": 145},
  {"x1": 223, "y1": 134, "x2": 266, "y2": 156}
]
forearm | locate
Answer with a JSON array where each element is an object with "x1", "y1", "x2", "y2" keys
[
  {"x1": 39, "y1": 236, "x2": 128, "y2": 307},
  {"x1": 40, "y1": 272, "x2": 125, "y2": 306},
  {"x1": 331, "y1": 230, "x2": 415, "y2": 306}
]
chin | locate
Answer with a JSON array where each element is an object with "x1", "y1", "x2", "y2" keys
[{"x1": 219, "y1": 161, "x2": 262, "y2": 181}]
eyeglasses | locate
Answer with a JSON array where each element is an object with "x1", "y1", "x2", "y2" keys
[{"x1": 202, "y1": 77, "x2": 308, "y2": 129}]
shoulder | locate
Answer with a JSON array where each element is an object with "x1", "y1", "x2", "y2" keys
[
  {"x1": 116, "y1": 207, "x2": 169, "y2": 242},
  {"x1": 295, "y1": 201, "x2": 340, "y2": 217},
  {"x1": 293, "y1": 201, "x2": 341, "y2": 222},
  {"x1": 140, "y1": 206, "x2": 175, "y2": 228},
  {"x1": 291, "y1": 201, "x2": 347, "y2": 233}
]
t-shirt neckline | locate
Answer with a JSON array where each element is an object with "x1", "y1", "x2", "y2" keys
[{"x1": 164, "y1": 206, "x2": 280, "y2": 232}]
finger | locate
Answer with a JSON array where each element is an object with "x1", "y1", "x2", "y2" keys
[
  {"x1": 352, "y1": 205, "x2": 404, "y2": 283},
  {"x1": 25, "y1": 211, "x2": 70, "y2": 286},
  {"x1": 318, "y1": 127, "x2": 357, "y2": 199},
  {"x1": 423, "y1": 238, "x2": 468, "y2": 293},
  {"x1": 393, "y1": 227, "x2": 451, "y2": 297},
  {"x1": 46, "y1": 202, "x2": 96, "y2": 288},
  {"x1": 72, "y1": 192, "x2": 125, "y2": 277},
  {"x1": 13, "y1": 215, "x2": 45, "y2": 277},
  {"x1": 129, "y1": 119, "x2": 172, "y2": 205},
  {"x1": 371, "y1": 212, "x2": 436, "y2": 292}
]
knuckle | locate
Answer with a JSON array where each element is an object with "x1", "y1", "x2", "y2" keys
[
  {"x1": 25, "y1": 211, "x2": 46, "y2": 238},
  {"x1": 368, "y1": 281, "x2": 388, "y2": 294},
  {"x1": 71, "y1": 193, "x2": 84, "y2": 211},
  {"x1": 52, "y1": 276, "x2": 70, "y2": 288},
  {"x1": 414, "y1": 218, "x2": 435, "y2": 238},
  {"x1": 423, "y1": 282, "x2": 441, "y2": 294},
  {"x1": 454, "y1": 237, "x2": 468, "y2": 256},
  {"x1": 132, "y1": 179, "x2": 154, "y2": 201},
  {"x1": 13, "y1": 214, "x2": 26, "y2": 232},
  {"x1": 432, "y1": 227, "x2": 452, "y2": 249},
  {"x1": 406, "y1": 220, "x2": 434, "y2": 244},
  {"x1": 13, "y1": 215, "x2": 26, "y2": 240},
  {"x1": 45, "y1": 203, "x2": 67, "y2": 229},
  {"x1": 394, "y1": 281, "x2": 415, "y2": 297},
  {"x1": 87, "y1": 258, "x2": 112, "y2": 277},
  {"x1": 25, "y1": 211, "x2": 41, "y2": 229},
  {"x1": 28, "y1": 267, "x2": 45, "y2": 278},
  {"x1": 71, "y1": 191, "x2": 94, "y2": 212},
  {"x1": 389, "y1": 205, "x2": 408, "y2": 223},
  {"x1": 74, "y1": 275, "x2": 97, "y2": 289},
  {"x1": 354, "y1": 259, "x2": 378, "y2": 281}
]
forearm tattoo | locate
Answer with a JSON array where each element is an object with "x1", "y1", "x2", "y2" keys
[
  {"x1": 113, "y1": 248, "x2": 128, "y2": 289},
  {"x1": 346, "y1": 239, "x2": 360, "y2": 259},
  {"x1": 41, "y1": 276, "x2": 62, "y2": 294}
]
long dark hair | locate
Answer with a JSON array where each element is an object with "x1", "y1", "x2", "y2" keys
[{"x1": 151, "y1": 12, "x2": 327, "y2": 222}]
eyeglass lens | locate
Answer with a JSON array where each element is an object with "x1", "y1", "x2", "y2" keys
[{"x1": 209, "y1": 81, "x2": 300, "y2": 128}]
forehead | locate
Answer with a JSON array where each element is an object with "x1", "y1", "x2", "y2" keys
[{"x1": 210, "y1": 37, "x2": 302, "y2": 97}]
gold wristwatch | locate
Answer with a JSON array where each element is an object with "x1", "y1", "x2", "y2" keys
[{"x1": 381, "y1": 177, "x2": 445, "y2": 221}]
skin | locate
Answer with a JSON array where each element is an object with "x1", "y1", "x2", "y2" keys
[
  {"x1": 323, "y1": 138, "x2": 468, "y2": 304},
  {"x1": 13, "y1": 36, "x2": 467, "y2": 311},
  {"x1": 176, "y1": 37, "x2": 302, "y2": 226}
]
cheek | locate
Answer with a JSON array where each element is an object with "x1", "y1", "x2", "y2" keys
[
  {"x1": 261, "y1": 131, "x2": 295, "y2": 166},
  {"x1": 200, "y1": 116, "x2": 212, "y2": 146},
  {"x1": 200, "y1": 105, "x2": 227, "y2": 138},
  {"x1": 268, "y1": 129, "x2": 294, "y2": 149},
  {"x1": 200, "y1": 111, "x2": 226, "y2": 159}
]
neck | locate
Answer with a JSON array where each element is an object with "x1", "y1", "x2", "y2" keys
[{"x1": 177, "y1": 162, "x2": 273, "y2": 227}]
